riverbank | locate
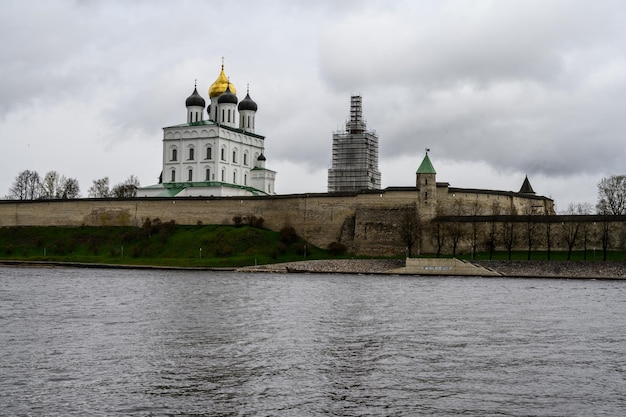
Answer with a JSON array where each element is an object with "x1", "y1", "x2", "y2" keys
[
  {"x1": 240, "y1": 259, "x2": 626, "y2": 279},
  {"x1": 474, "y1": 260, "x2": 626, "y2": 279},
  {"x1": 3, "y1": 258, "x2": 626, "y2": 279}
]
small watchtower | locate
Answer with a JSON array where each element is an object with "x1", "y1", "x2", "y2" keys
[{"x1": 416, "y1": 150, "x2": 437, "y2": 219}]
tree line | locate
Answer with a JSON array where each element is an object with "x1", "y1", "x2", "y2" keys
[
  {"x1": 4, "y1": 170, "x2": 141, "y2": 200},
  {"x1": 402, "y1": 203, "x2": 626, "y2": 261}
]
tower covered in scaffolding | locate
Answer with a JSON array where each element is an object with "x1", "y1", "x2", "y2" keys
[{"x1": 328, "y1": 95, "x2": 381, "y2": 192}]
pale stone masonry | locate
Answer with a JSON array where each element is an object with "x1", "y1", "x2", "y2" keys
[{"x1": 3, "y1": 183, "x2": 609, "y2": 257}]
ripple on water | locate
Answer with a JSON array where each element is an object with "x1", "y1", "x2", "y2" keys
[{"x1": 1, "y1": 268, "x2": 625, "y2": 416}]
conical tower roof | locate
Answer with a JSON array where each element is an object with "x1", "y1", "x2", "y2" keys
[
  {"x1": 519, "y1": 175, "x2": 535, "y2": 194},
  {"x1": 416, "y1": 154, "x2": 436, "y2": 174}
]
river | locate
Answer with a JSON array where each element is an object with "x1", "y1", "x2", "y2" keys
[{"x1": 1, "y1": 267, "x2": 625, "y2": 416}]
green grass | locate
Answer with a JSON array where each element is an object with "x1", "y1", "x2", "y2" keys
[
  {"x1": 3, "y1": 225, "x2": 623, "y2": 267},
  {"x1": 0, "y1": 224, "x2": 335, "y2": 267}
]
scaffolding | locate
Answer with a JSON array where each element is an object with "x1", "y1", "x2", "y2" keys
[{"x1": 328, "y1": 96, "x2": 381, "y2": 192}]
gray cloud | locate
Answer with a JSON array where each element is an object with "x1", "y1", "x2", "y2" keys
[{"x1": 1, "y1": 0, "x2": 624, "y2": 208}]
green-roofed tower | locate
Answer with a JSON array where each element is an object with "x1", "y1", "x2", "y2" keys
[
  {"x1": 416, "y1": 151, "x2": 436, "y2": 211},
  {"x1": 416, "y1": 153, "x2": 436, "y2": 174}
]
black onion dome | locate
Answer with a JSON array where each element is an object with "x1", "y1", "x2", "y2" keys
[
  {"x1": 257, "y1": 153, "x2": 266, "y2": 161},
  {"x1": 217, "y1": 85, "x2": 238, "y2": 104},
  {"x1": 185, "y1": 87, "x2": 206, "y2": 107},
  {"x1": 238, "y1": 92, "x2": 258, "y2": 111}
]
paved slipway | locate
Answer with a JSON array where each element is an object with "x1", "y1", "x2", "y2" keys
[{"x1": 239, "y1": 259, "x2": 626, "y2": 279}]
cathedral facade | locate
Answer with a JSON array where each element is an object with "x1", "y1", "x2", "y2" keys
[{"x1": 138, "y1": 62, "x2": 276, "y2": 197}]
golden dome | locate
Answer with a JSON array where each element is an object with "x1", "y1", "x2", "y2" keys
[{"x1": 208, "y1": 62, "x2": 236, "y2": 98}]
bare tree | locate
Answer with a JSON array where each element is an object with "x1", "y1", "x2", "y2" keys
[
  {"x1": 399, "y1": 204, "x2": 419, "y2": 257},
  {"x1": 7, "y1": 170, "x2": 41, "y2": 200},
  {"x1": 40, "y1": 171, "x2": 80, "y2": 199},
  {"x1": 561, "y1": 203, "x2": 591, "y2": 260},
  {"x1": 61, "y1": 178, "x2": 81, "y2": 199},
  {"x1": 575, "y1": 203, "x2": 593, "y2": 259},
  {"x1": 544, "y1": 220, "x2": 553, "y2": 260},
  {"x1": 596, "y1": 175, "x2": 626, "y2": 215},
  {"x1": 431, "y1": 204, "x2": 448, "y2": 258},
  {"x1": 599, "y1": 217, "x2": 611, "y2": 261},
  {"x1": 523, "y1": 206, "x2": 537, "y2": 260},
  {"x1": 501, "y1": 222, "x2": 517, "y2": 260},
  {"x1": 561, "y1": 222, "x2": 579, "y2": 261},
  {"x1": 448, "y1": 200, "x2": 465, "y2": 258},
  {"x1": 501, "y1": 206, "x2": 517, "y2": 260},
  {"x1": 111, "y1": 175, "x2": 140, "y2": 198},
  {"x1": 468, "y1": 199, "x2": 483, "y2": 260},
  {"x1": 486, "y1": 201, "x2": 501, "y2": 260},
  {"x1": 88, "y1": 177, "x2": 110, "y2": 198}
]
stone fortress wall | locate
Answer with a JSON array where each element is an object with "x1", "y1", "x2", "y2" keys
[{"x1": 2, "y1": 186, "x2": 623, "y2": 256}]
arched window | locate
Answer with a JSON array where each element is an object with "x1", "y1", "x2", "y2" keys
[
  {"x1": 244, "y1": 173, "x2": 247, "y2": 185},
  {"x1": 188, "y1": 168, "x2": 193, "y2": 182},
  {"x1": 233, "y1": 172, "x2": 237, "y2": 184},
  {"x1": 188, "y1": 147, "x2": 195, "y2": 161},
  {"x1": 205, "y1": 168, "x2": 211, "y2": 181},
  {"x1": 232, "y1": 149, "x2": 237, "y2": 163},
  {"x1": 171, "y1": 148, "x2": 178, "y2": 161},
  {"x1": 243, "y1": 152, "x2": 248, "y2": 166},
  {"x1": 170, "y1": 169, "x2": 176, "y2": 182},
  {"x1": 206, "y1": 147, "x2": 212, "y2": 160},
  {"x1": 221, "y1": 169, "x2": 225, "y2": 182},
  {"x1": 221, "y1": 148, "x2": 226, "y2": 161}
]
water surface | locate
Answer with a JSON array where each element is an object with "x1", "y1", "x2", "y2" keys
[{"x1": 1, "y1": 267, "x2": 625, "y2": 416}]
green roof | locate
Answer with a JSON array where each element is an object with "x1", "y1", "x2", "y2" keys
[
  {"x1": 160, "y1": 181, "x2": 267, "y2": 196},
  {"x1": 416, "y1": 154, "x2": 436, "y2": 174}
]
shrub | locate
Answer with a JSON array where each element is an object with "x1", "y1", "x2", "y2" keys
[
  {"x1": 245, "y1": 215, "x2": 264, "y2": 228},
  {"x1": 290, "y1": 242, "x2": 306, "y2": 254},
  {"x1": 216, "y1": 245, "x2": 234, "y2": 257},
  {"x1": 327, "y1": 241, "x2": 347, "y2": 256},
  {"x1": 279, "y1": 226, "x2": 298, "y2": 244},
  {"x1": 275, "y1": 242, "x2": 287, "y2": 254}
]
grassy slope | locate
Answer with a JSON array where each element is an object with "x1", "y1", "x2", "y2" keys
[
  {"x1": 0, "y1": 224, "x2": 334, "y2": 267},
  {"x1": 1, "y1": 225, "x2": 623, "y2": 267}
]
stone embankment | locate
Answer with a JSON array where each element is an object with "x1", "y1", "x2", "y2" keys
[
  {"x1": 474, "y1": 260, "x2": 626, "y2": 279},
  {"x1": 240, "y1": 259, "x2": 626, "y2": 279},
  {"x1": 238, "y1": 259, "x2": 405, "y2": 274}
]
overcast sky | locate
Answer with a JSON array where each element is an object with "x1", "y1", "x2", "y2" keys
[{"x1": 1, "y1": 0, "x2": 625, "y2": 210}]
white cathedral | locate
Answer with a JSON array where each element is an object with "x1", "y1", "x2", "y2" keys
[{"x1": 138, "y1": 61, "x2": 276, "y2": 197}]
